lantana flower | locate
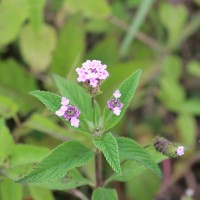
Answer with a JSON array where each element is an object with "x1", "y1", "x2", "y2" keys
[
  {"x1": 76, "y1": 60, "x2": 109, "y2": 89},
  {"x1": 55, "y1": 97, "x2": 80, "y2": 128},
  {"x1": 107, "y1": 90, "x2": 123, "y2": 116},
  {"x1": 176, "y1": 146, "x2": 184, "y2": 156}
]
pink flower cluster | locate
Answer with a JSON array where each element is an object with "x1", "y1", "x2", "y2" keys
[
  {"x1": 107, "y1": 90, "x2": 123, "y2": 116},
  {"x1": 176, "y1": 146, "x2": 184, "y2": 156},
  {"x1": 55, "y1": 97, "x2": 80, "y2": 128},
  {"x1": 76, "y1": 60, "x2": 109, "y2": 88}
]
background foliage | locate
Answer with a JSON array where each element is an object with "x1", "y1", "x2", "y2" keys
[{"x1": 0, "y1": 0, "x2": 200, "y2": 199}]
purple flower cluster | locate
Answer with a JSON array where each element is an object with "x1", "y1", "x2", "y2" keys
[
  {"x1": 107, "y1": 90, "x2": 123, "y2": 116},
  {"x1": 55, "y1": 97, "x2": 80, "y2": 128},
  {"x1": 76, "y1": 60, "x2": 109, "y2": 88},
  {"x1": 176, "y1": 146, "x2": 184, "y2": 156}
]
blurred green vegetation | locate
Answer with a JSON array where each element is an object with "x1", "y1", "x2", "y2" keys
[{"x1": 0, "y1": 0, "x2": 200, "y2": 199}]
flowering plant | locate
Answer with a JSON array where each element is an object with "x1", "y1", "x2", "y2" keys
[{"x1": 17, "y1": 60, "x2": 184, "y2": 199}]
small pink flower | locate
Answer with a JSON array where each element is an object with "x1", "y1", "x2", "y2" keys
[
  {"x1": 61, "y1": 97, "x2": 70, "y2": 106},
  {"x1": 70, "y1": 117, "x2": 80, "y2": 128},
  {"x1": 176, "y1": 146, "x2": 184, "y2": 156},
  {"x1": 113, "y1": 90, "x2": 121, "y2": 98},
  {"x1": 113, "y1": 107, "x2": 121, "y2": 116}
]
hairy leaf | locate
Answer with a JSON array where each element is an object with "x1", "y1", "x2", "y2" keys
[
  {"x1": 17, "y1": 141, "x2": 94, "y2": 183},
  {"x1": 103, "y1": 69, "x2": 141, "y2": 131},
  {"x1": 93, "y1": 133, "x2": 121, "y2": 174},
  {"x1": 92, "y1": 188, "x2": 118, "y2": 200}
]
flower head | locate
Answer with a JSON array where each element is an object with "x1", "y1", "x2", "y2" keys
[
  {"x1": 55, "y1": 97, "x2": 81, "y2": 128},
  {"x1": 107, "y1": 89, "x2": 123, "y2": 116},
  {"x1": 176, "y1": 146, "x2": 184, "y2": 156},
  {"x1": 76, "y1": 60, "x2": 109, "y2": 91}
]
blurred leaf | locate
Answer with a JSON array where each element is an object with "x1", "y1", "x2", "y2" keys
[
  {"x1": 9, "y1": 145, "x2": 50, "y2": 167},
  {"x1": 126, "y1": 170, "x2": 160, "y2": 200},
  {"x1": 0, "y1": 95, "x2": 18, "y2": 118},
  {"x1": 120, "y1": 0, "x2": 155, "y2": 57},
  {"x1": 92, "y1": 188, "x2": 118, "y2": 200},
  {"x1": 28, "y1": 0, "x2": 46, "y2": 32},
  {"x1": 0, "y1": 118, "x2": 14, "y2": 163},
  {"x1": 159, "y1": 3, "x2": 188, "y2": 49},
  {"x1": 31, "y1": 169, "x2": 90, "y2": 190},
  {"x1": 187, "y1": 60, "x2": 200, "y2": 77},
  {"x1": 0, "y1": 59, "x2": 38, "y2": 113},
  {"x1": 0, "y1": 179, "x2": 23, "y2": 200},
  {"x1": 176, "y1": 114, "x2": 196, "y2": 146},
  {"x1": 86, "y1": 35, "x2": 118, "y2": 65},
  {"x1": 162, "y1": 56, "x2": 182, "y2": 80},
  {"x1": 93, "y1": 132, "x2": 121, "y2": 174},
  {"x1": 51, "y1": 17, "x2": 85, "y2": 76},
  {"x1": 179, "y1": 99, "x2": 200, "y2": 115},
  {"x1": 158, "y1": 77, "x2": 186, "y2": 111},
  {"x1": 103, "y1": 69, "x2": 141, "y2": 131},
  {"x1": 24, "y1": 113, "x2": 92, "y2": 145},
  {"x1": 64, "y1": 0, "x2": 111, "y2": 19},
  {"x1": 29, "y1": 186, "x2": 54, "y2": 200},
  {"x1": 18, "y1": 141, "x2": 94, "y2": 183},
  {"x1": 108, "y1": 145, "x2": 167, "y2": 182},
  {"x1": 19, "y1": 23, "x2": 57, "y2": 73},
  {"x1": 0, "y1": 0, "x2": 28, "y2": 46},
  {"x1": 117, "y1": 137, "x2": 162, "y2": 177},
  {"x1": 30, "y1": 90, "x2": 89, "y2": 133}
]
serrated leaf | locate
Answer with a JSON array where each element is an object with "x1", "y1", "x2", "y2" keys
[
  {"x1": 0, "y1": 118, "x2": 14, "y2": 163},
  {"x1": 31, "y1": 169, "x2": 90, "y2": 190},
  {"x1": 53, "y1": 74, "x2": 92, "y2": 121},
  {"x1": 30, "y1": 90, "x2": 89, "y2": 133},
  {"x1": 93, "y1": 132, "x2": 121, "y2": 174},
  {"x1": 17, "y1": 141, "x2": 94, "y2": 183},
  {"x1": 108, "y1": 145, "x2": 167, "y2": 183},
  {"x1": 103, "y1": 69, "x2": 141, "y2": 131},
  {"x1": 51, "y1": 17, "x2": 85, "y2": 76},
  {"x1": 92, "y1": 188, "x2": 118, "y2": 200},
  {"x1": 29, "y1": 186, "x2": 54, "y2": 200},
  {"x1": 0, "y1": 95, "x2": 18, "y2": 118},
  {"x1": 0, "y1": 179, "x2": 23, "y2": 200},
  {"x1": 19, "y1": 23, "x2": 57, "y2": 73},
  {"x1": 9, "y1": 145, "x2": 50, "y2": 167},
  {"x1": 117, "y1": 137, "x2": 162, "y2": 178}
]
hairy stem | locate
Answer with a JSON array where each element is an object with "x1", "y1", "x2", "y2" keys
[{"x1": 95, "y1": 149, "x2": 102, "y2": 187}]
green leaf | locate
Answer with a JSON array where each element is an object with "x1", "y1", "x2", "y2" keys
[
  {"x1": 187, "y1": 60, "x2": 200, "y2": 77},
  {"x1": 17, "y1": 141, "x2": 94, "y2": 183},
  {"x1": 103, "y1": 69, "x2": 141, "y2": 131},
  {"x1": 93, "y1": 132, "x2": 121, "y2": 174},
  {"x1": 31, "y1": 169, "x2": 90, "y2": 190},
  {"x1": 0, "y1": 0, "x2": 28, "y2": 46},
  {"x1": 117, "y1": 137, "x2": 162, "y2": 178},
  {"x1": 0, "y1": 118, "x2": 14, "y2": 163},
  {"x1": 24, "y1": 114, "x2": 92, "y2": 146},
  {"x1": 0, "y1": 59, "x2": 38, "y2": 113},
  {"x1": 64, "y1": 0, "x2": 111, "y2": 19},
  {"x1": 94, "y1": 101, "x2": 101, "y2": 127},
  {"x1": 19, "y1": 23, "x2": 57, "y2": 73},
  {"x1": 28, "y1": 0, "x2": 46, "y2": 32},
  {"x1": 180, "y1": 99, "x2": 200, "y2": 115},
  {"x1": 92, "y1": 188, "x2": 118, "y2": 200},
  {"x1": 51, "y1": 17, "x2": 85, "y2": 76},
  {"x1": 0, "y1": 95, "x2": 18, "y2": 118},
  {"x1": 0, "y1": 179, "x2": 23, "y2": 200},
  {"x1": 159, "y1": 3, "x2": 188, "y2": 49},
  {"x1": 9, "y1": 145, "x2": 50, "y2": 167},
  {"x1": 176, "y1": 114, "x2": 196, "y2": 146},
  {"x1": 108, "y1": 145, "x2": 167, "y2": 182},
  {"x1": 53, "y1": 74, "x2": 93, "y2": 122},
  {"x1": 30, "y1": 90, "x2": 90, "y2": 133},
  {"x1": 29, "y1": 186, "x2": 54, "y2": 200},
  {"x1": 30, "y1": 91, "x2": 61, "y2": 113}
]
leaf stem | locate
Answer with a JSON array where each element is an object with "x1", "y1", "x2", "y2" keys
[{"x1": 95, "y1": 149, "x2": 102, "y2": 187}]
